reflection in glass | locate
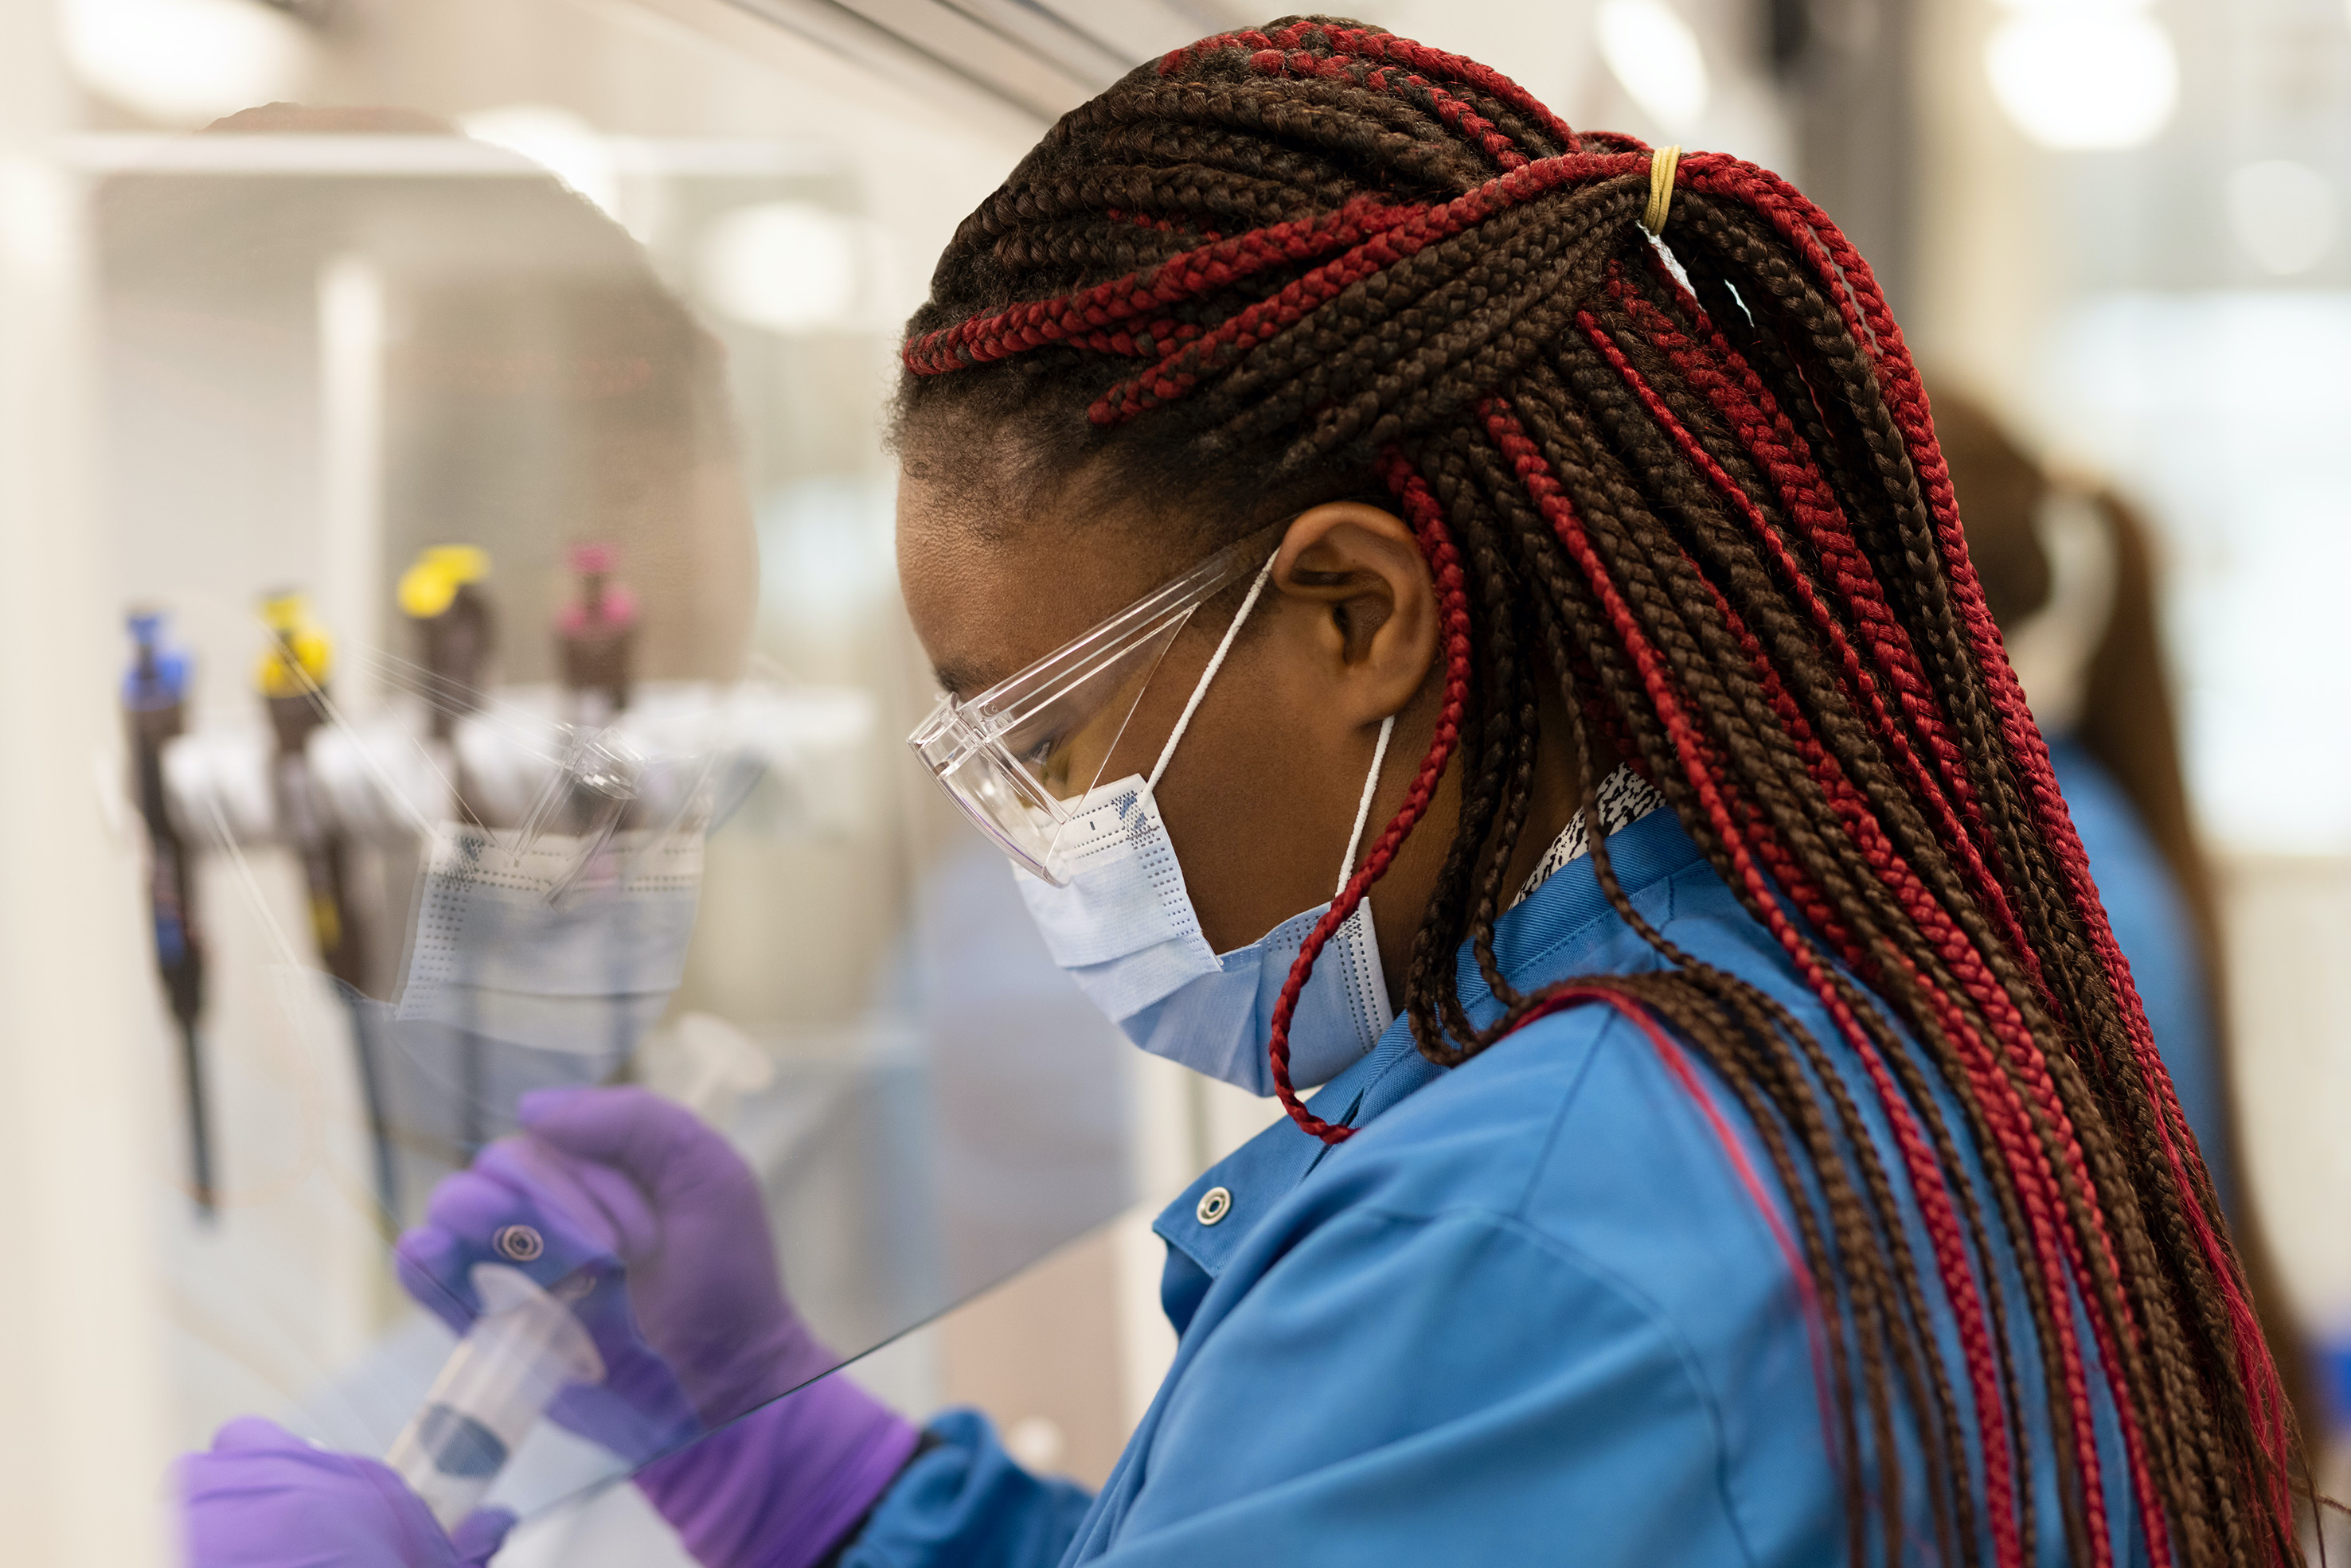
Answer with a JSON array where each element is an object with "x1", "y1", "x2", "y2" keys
[{"x1": 101, "y1": 107, "x2": 1135, "y2": 1533}]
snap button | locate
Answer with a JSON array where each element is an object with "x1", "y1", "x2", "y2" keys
[
  {"x1": 1196, "y1": 1186, "x2": 1232, "y2": 1226},
  {"x1": 494, "y1": 1223, "x2": 545, "y2": 1262}
]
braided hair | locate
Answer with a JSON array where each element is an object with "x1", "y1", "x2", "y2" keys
[{"x1": 893, "y1": 18, "x2": 2300, "y2": 1566}]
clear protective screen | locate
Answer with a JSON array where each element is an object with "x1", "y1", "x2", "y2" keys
[{"x1": 72, "y1": 25, "x2": 1191, "y2": 1547}]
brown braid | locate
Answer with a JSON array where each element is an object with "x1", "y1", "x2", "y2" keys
[{"x1": 892, "y1": 18, "x2": 2302, "y2": 1566}]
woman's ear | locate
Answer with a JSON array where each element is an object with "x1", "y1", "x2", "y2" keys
[{"x1": 1271, "y1": 502, "x2": 1439, "y2": 724}]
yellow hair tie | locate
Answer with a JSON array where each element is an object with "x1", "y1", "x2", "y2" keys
[{"x1": 1643, "y1": 144, "x2": 1682, "y2": 236}]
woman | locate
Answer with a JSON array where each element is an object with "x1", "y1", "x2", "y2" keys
[
  {"x1": 182, "y1": 19, "x2": 2303, "y2": 1567},
  {"x1": 1937, "y1": 391, "x2": 2318, "y2": 1450}
]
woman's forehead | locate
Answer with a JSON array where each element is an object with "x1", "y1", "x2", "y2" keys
[{"x1": 895, "y1": 465, "x2": 1176, "y2": 699}]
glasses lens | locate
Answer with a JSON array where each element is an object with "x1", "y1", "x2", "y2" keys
[
  {"x1": 991, "y1": 617, "x2": 1187, "y2": 803},
  {"x1": 908, "y1": 532, "x2": 1271, "y2": 880},
  {"x1": 912, "y1": 613, "x2": 1189, "y2": 883},
  {"x1": 935, "y1": 740, "x2": 1060, "y2": 880}
]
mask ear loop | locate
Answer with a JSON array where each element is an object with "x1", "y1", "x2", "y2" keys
[
  {"x1": 1267, "y1": 449, "x2": 1475, "y2": 1144},
  {"x1": 1335, "y1": 715, "x2": 1396, "y2": 899},
  {"x1": 1144, "y1": 552, "x2": 1278, "y2": 794}
]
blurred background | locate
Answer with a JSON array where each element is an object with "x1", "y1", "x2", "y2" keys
[{"x1": 2, "y1": 0, "x2": 2348, "y2": 1562}]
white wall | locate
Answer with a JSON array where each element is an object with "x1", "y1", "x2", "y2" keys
[{"x1": 0, "y1": 4, "x2": 172, "y2": 1565}]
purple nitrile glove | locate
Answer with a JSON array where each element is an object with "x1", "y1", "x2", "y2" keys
[
  {"x1": 178, "y1": 1416, "x2": 514, "y2": 1568},
  {"x1": 631, "y1": 1377, "x2": 928, "y2": 1568},
  {"x1": 394, "y1": 1120, "x2": 701, "y2": 1465},
  {"x1": 401, "y1": 1086, "x2": 920, "y2": 1568}
]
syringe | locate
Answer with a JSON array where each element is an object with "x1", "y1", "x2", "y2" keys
[{"x1": 385, "y1": 1258, "x2": 605, "y2": 1531}]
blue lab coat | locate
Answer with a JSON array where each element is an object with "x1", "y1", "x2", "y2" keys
[
  {"x1": 843, "y1": 809, "x2": 2147, "y2": 1566},
  {"x1": 2044, "y1": 735, "x2": 2230, "y2": 1214}
]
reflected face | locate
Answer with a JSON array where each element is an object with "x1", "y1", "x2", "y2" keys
[
  {"x1": 101, "y1": 129, "x2": 760, "y2": 690},
  {"x1": 107, "y1": 87, "x2": 1213, "y2": 1537}
]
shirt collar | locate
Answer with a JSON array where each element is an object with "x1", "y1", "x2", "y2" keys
[
  {"x1": 1153, "y1": 803, "x2": 1705, "y2": 1280},
  {"x1": 1505, "y1": 765, "x2": 1668, "y2": 911}
]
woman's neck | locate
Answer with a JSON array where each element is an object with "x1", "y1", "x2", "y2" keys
[{"x1": 1364, "y1": 674, "x2": 1608, "y2": 982}]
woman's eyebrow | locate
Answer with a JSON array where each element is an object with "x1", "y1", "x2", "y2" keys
[{"x1": 931, "y1": 657, "x2": 990, "y2": 699}]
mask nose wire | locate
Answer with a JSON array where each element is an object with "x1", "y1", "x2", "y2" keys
[
  {"x1": 1145, "y1": 551, "x2": 1279, "y2": 794},
  {"x1": 1335, "y1": 713, "x2": 1396, "y2": 899}
]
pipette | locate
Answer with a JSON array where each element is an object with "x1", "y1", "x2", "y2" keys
[
  {"x1": 400, "y1": 547, "x2": 501, "y2": 1153},
  {"x1": 556, "y1": 542, "x2": 638, "y2": 730},
  {"x1": 385, "y1": 1260, "x2": 605, "y2": 1531},
  {"x1": 124, "y1": 610, "x2": 217, "y2": 1217},
  {"x1": 257, "y1": 589, "x2": 399, "y2": 1218},
  {"x1": 398, "y1": 544, "x2": 497, "y2": 747}
]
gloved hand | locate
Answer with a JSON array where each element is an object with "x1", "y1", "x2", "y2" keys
[
  {"x1": 397, "y1": 1087, "x2": 922, "y2": 1568},
  {"x1": 394, "y1": 1100, "x2": 700, "y2": 1464},
  {"x1": 178, "y1": 1417, "x2": 513, "y2": 1568}
]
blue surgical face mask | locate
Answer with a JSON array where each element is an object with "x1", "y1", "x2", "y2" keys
[
  {"x1": 1012, "y1": 559, "x2": 1397, "y2": 1094},
  {"x1": 396, "y1": 821, "x2": 704, "y2": 1055}
]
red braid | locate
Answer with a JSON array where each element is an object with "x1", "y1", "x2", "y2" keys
[
  {"x1": 1262, "y1": 451, "x2": 1473, "y2": 1139},
  {"x1": 1686, "y1": 154, "x2": 2277, "y2": 1538}
]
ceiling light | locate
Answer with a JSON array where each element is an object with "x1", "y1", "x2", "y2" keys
[
  {"x1": 695, "y1": 202, "x2": 864, "y2": 333},
  {"x1": 1984, "y1": 5, "x2": 2179, "y2": 150},
  {"x1": 62, "y1": 0, "x2": 309, "y2": 126},
  {"x1": 1596, "y1": 0, "x2": 1710, "y2": 135}
]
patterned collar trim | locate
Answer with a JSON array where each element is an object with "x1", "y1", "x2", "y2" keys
[{"x1": 1505, "y1": 766, "x2": 1670, "y2": 911}]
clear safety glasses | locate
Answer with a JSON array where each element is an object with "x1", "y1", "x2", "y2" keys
[{"x1": 908, "y1": 532, "x2": 1272, "y2": 884}]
